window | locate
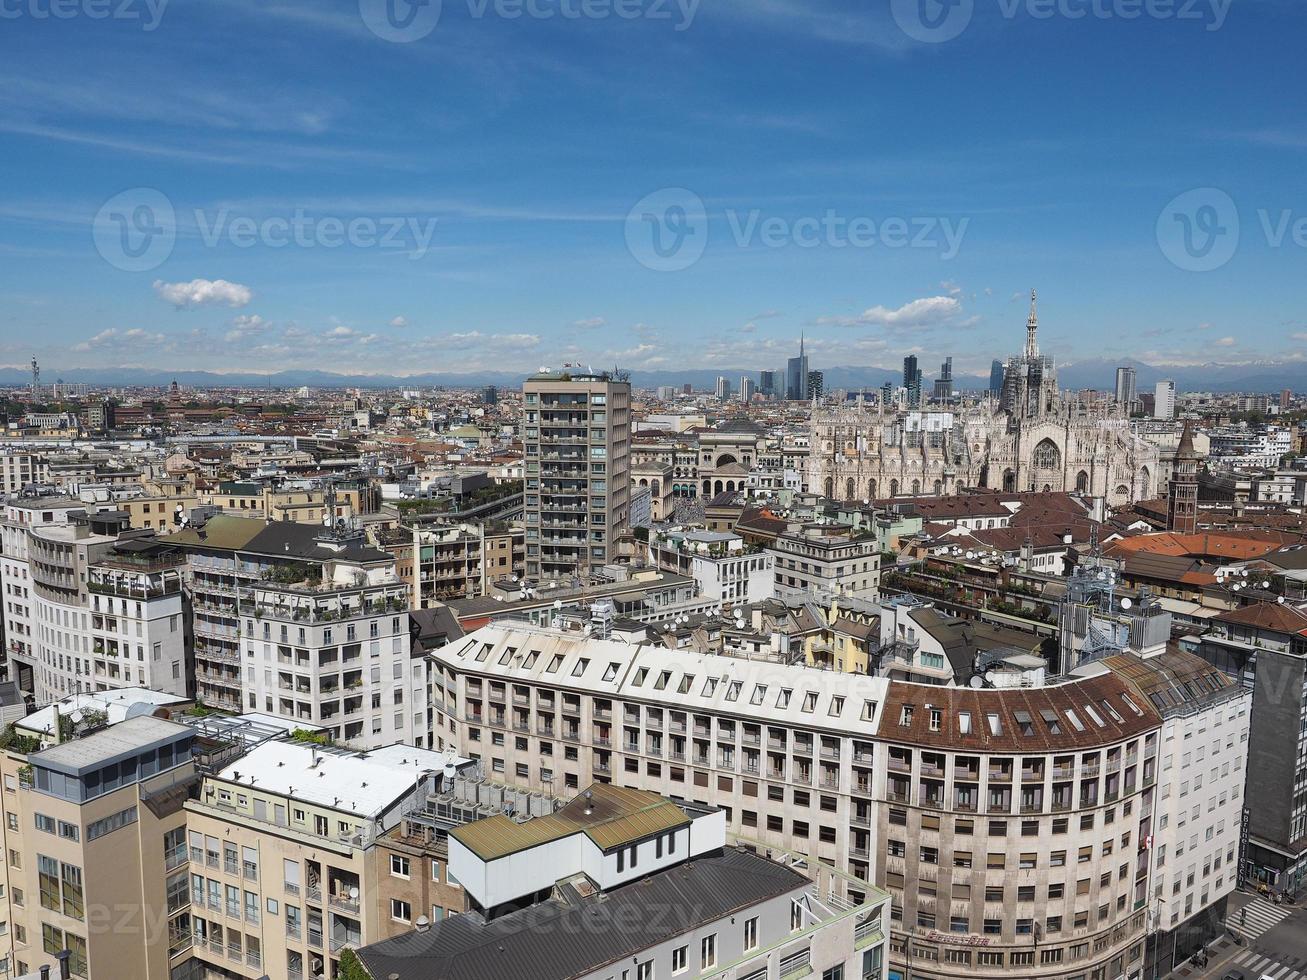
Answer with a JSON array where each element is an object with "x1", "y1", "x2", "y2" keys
[
  {"x1": 743, "y1": 916, "x2": 758, "y2": 950},
  {"x1": 391, "y1": 898, "x2": 411, "y2": 922},
  {"x1": 390, "y1": 855, "x2": 410, "y2": 878},
  {"x1": 672, "y1": 945, "x2": 688, "y2": 973},
  {"x1": 701, "y1": 934, "x2": 717, "y2": 969}
]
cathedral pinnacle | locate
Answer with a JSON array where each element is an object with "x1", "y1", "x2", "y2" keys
[{"x1": 1025, "y1": 288, "x2": 1039, "y2": 359}]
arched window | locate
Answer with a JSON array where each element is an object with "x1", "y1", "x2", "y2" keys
[
  {"x1": 933, "y1": 480, "x2": 942, "y2": 495},
  {"x1": 846, "y1": 477, "x2": 855, "y2": 501},
  {"x1": 1002, "y1": 469, "x2": 1016, "y2": 492},
  {"x1": 824, "y1": 477, "x2": 834, "y2": 498},
  {"x1": 1032, "y1": 438, "x2": 1061, "y2": 470},
  {"x1": 867, "y1": 479, "x2": 877, "y2": 499},
  {"x1": 889, "y1": 479, "x2": 899, "y2": 497},
  {"x1": 911, "y1": 480, "x2": 921, "y2": 495}
]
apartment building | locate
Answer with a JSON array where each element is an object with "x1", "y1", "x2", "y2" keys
[
  {"x1": 357, "y1": 783, "x2": 890, "y2": 980},
  {"x1": 0, "y1": 453, "x2": 50, "y2": 496},
  {"x1": 178, "y1": 739, "x2": 462, "y2": 980},
  {"x1": 408, "y1": 522, "x2": 524, "y2": 608},
  {"x1": 1194, "y1": 602, "x2": 1307, "y2": 896},
  {"x1": 648, "y1": 528, "x2": 776, "y2": 604},
  {"x1": 425, "y1": 622, "x2": 1243, "y2": 980},
  {"x1": 770, "y1": 522, "x2": 880, "y2": 599},
  {"x1": 0, "y1": 716, "x2": 197, "y2": 980},
  {"x1": 169, "y1": 515, "x2": 406, "y2": 725},
  {"x1": 522, "y1": 369, "x2": 631, "y2": 579},
  {"x1": 238, "y1": 571, "x2": 421, "y2": 749},
  {"x1": 1, "y1": 500, "x2": 187, "y2": 702},
  {"x1": 1080, "y1": 651, "x2": 1251, "y2": 976}
]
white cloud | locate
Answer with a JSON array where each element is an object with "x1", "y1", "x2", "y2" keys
[
  {"x1": 1292, "y1": 331, "x2": 1307, "y2": 342},
  {"x1": 939, "y1": 280, "x2": 962, "y2": 297},
  {"x1": 1213, "y1": 336, "x2": 1235, "y2": 347},
  {"x1": 571, "y1": 317, "x2": 607, "y2": 330},
  {"x1": 225, "y1": 314, "x2": 268, "y2": 343},
  {"x1": 389, "y1": 315, "x2": 409, "y2": 328},
  {"x1": 154, "y1": 278, "x2": 253, "y2": 309},
  {"x1": 444, "y1": 331, "x2": 540, "y2": 350},
  {"x1": 816, "y1": 295, "x2": 963, "y2": 329},
  {"x1": 72, "y1": 327, "x2": 166, "y2": 351}
]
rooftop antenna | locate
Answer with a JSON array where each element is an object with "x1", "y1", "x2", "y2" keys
[{"x1": 30, "y1": 356, "x2": 40, "y2": 400}]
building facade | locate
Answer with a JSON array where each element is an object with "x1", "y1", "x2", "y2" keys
[
  {"x1": 425, "y1": 623, "x2": 1234, "y2": 980},
  {"x1": 522, "y1": 370, "x2": 632, "y2": 580}
]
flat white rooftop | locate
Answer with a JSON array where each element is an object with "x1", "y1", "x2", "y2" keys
[
  {"x1": 215, "y1": 740, "x2": 469, "y2": 818},
  {"x1": 17, "y1": 687, "x2": 187, "y2": 739}
]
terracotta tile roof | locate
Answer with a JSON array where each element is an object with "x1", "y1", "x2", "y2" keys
[
  {"x1": 1212, "y1": 602, "x2": 1307, "y2": 635},
  {"x1": 1107, "y1": 531, "x2": 1297, "y2": 562}
]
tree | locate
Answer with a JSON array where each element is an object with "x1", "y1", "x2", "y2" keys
[{"x1": 338, "y1": 948, "x2": 371, "y2": 980}]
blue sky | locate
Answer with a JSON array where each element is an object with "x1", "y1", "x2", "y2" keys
[{"x1": 1, "y1": 0, "x2": 1305, "y2": 380}]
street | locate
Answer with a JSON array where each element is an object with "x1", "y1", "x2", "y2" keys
[{"x1": 1174, "y1": 896, "x2": 1307, "y2": 980}]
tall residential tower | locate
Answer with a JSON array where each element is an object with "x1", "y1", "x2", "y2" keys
[{"x1": 523, "y1": 368, "x2": 631, "y2": 580}]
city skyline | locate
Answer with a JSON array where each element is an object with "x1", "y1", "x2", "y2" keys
[{"x1": 2, "y1": 3, "x2": 1306, "y2": 376}]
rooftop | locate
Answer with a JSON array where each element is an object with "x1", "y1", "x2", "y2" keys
[
  {"x1": 356, "y1": 847, "x2": 809, "y2": 980},
  {"x1": 212, "y1": 740, "x2": 468, "y2": 818},
  {"x1": 33, "y1": 716, "x2": 191, "y2": 774},
  {"x1": 451, "y1": 783, "x2": 690, "y2": 860},
  {"x1": 16, "y1": 687, "x2": 188, "y2": 739}
]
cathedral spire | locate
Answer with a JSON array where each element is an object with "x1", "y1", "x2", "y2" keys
[{"x1": 1025, "y1": 288, "x2": 1039, "y2": 359}]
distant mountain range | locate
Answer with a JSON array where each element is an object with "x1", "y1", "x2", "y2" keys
[{"x1": 0, "y1": 358, "x2": 1299, "y2": 394}]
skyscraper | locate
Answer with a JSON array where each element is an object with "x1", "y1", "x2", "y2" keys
[
  {"x1": 715, "y1": 376, "x2": 731, "y2": 401},
  {"x1": 1154, "y1": 379, "x2": 1176, "y2": 420},
  {"x1": 523, "y1": 368, "x2": 630, "y2": 579},
  {"x1": 1114, "y1": 366, "x2": 1136, "y2": 412},
  {"x1": 786, "y1": 334, "x2": 809, "y2": 400},
  {"x1": 758, "y1": 370, "x2": 778, "y2": 398},
  {"x1": 932, "y1": 356, "x2": 953, "y2": 402},
  {"x1": 739, "y1": 376, "x2": 756, "y2": 402},
  {"x1": 989, "y1": 359, "x2": 1005, "y2": 395},
  {"x1": 902, "y1": 355, "x2": 922, "y2": 408},
  {"x1": 807, "y1": 370, "x2": 824, "y2": 401}
]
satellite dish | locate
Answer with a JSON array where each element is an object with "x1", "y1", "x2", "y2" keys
[
  {"x1": 968, "y1": 675, "x2": 984, "y2": 689},
  {"x1": 965, "y1": 551, "x2": 975, "y2": 560},
  {"x1": 554, "y1": 600, "x2": 563, "y2": 609},
  {"x1": 1261, "y1": 580, "x2": 1270, "y2": 588},
  {"x1": 1096, "y1": 571, "x2": 1106, "y2": 581},
  {"x1": 70, "y1": 709, "x2": 84, "y2": 724},
  {"x1": 984, "y1": 671, "x2": 996, "y2": 685},
  {"x1": 1120, "y1": 597, "x2": 1132, "y2": 610}
]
